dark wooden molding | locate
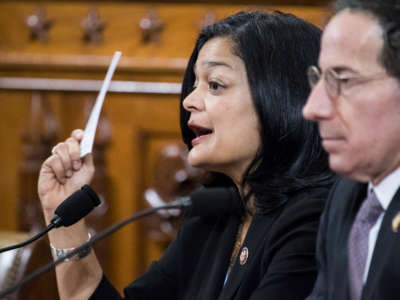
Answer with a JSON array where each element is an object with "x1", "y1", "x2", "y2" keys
[{"x1": 10, "y1": 0, "x2": 330, "y2": 5}]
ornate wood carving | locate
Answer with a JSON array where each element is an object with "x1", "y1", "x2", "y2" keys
[
  {"x1": 198, "y1": 11, "x2": 216, "y2": 30},
  {"x1": 19, "y1": 92, "x2": 59, "y2": 232},
  {"x1": 139, "y1": 9, "x2": 165, "y2": 44},
  {"x1": 144, "y1": 142, "x2": 204, "y2": 243},
  {"x1": 81, "y1": 8, "x2": 106, "y2": 45},
  {"x1": 26, "y1": 7, "x2": 53, "y2": 43}
]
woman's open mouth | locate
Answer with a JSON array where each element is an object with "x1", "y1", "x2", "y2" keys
[{"x1": 188, "y1": 123, "x2": 213, "y2": 145}]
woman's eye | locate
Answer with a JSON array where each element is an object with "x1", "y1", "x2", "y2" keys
[{"x1": 208, "y1": 81, "x2": 224, "y2": 92}]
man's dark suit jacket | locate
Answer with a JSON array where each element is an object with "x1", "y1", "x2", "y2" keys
[
  {"x1": 91, "y1": 187, "x2": 329, "y2": 300},
  {"x1": 307, "y1": 177, "x2": 400, "y2": 300}
]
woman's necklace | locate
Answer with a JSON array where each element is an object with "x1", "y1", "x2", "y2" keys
[
  {"x1": 229, "y1": 222, "x2": 244, "y2": 268},
  {"x1": 227, "y1": 214, "x2": 252, "y2": 276}
]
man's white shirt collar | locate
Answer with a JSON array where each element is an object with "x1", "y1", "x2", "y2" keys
[{"x1": 369, "y1": 167, "x2": 400, "y2": 210}]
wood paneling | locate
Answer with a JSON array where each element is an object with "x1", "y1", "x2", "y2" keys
[{"x1": 0, "y1": 2, "x2": 330, "y2": 56}]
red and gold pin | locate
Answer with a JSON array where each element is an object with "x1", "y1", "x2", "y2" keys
[
  {"x1": 392, "y1": 211, "x2": 400, "y2": 232},
  {"x1": 239, "y1": 247, "x2": 249, "y2": 265}
]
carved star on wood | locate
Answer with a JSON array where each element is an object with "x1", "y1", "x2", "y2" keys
[
  {"x1": 139, "y1": 10, "x2": 165, "y2": 44},
  {"x1": 198, "y1": 12, "x2": 216, "y2": 31},
  {"x1": 81, "y1": 8, "x2": 106, "y2": 45},
  {"x1": 26, "y1": 6, "x2": 53, "y2": 43}
]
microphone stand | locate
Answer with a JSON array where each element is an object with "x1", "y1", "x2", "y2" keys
[{"x1": 0, "y1": 199, "x2": 190, "y2": 299}]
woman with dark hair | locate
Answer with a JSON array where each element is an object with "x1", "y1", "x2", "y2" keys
[
  {"x1": 37, "y1": 11, "x2": 334, "y2": 300},
  {"x1": 181, "y1": 11, "x2": 333, "y2": 213}
]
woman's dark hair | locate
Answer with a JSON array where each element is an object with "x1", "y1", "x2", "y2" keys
[
  {"x1": 180, "y1": 11, "x2": 334, "y2": 214},
  {"x1": 333, "y1": 0, "x2": 400, "y2": 81}
]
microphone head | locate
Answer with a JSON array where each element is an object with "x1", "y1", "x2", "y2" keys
[
  {"x1": 53, "y1": 185, "x2": 101, "y2": 227},
  {"x1": 185, "y1": 187, "x2": 242, "y2": 218}
]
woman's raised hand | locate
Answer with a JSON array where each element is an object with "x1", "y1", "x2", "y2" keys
[{"x1": 38, "y1": 129, "x2": 95, "y2": 219}]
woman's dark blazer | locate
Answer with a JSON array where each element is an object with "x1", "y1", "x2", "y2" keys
[{"x1": 90, "y1": 187, "x2": 328, "y2": 300}]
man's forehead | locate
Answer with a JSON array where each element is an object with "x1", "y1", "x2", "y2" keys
[{"x1": 319, "y1": 10, "x2": 384, "y2": 72}]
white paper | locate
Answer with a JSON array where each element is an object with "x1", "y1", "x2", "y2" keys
[{"x1": 80, "y1": 51, "x2": 121, "y2": 157}]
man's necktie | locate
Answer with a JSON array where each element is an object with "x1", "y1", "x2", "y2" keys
[{"x1": 348, "y1": 189, "x2": 383, "y2": 300}]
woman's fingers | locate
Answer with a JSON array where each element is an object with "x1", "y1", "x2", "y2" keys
[
  {"x1": 71, "y1": 129, "x2": 84, "y2": 141},
  {"x1": 83, "y1": 153, "x2": 95, "y2": 174},
  {"x1": 45, "y1": 129, "x2": 95, "y2": 187},
  {"x1": 66, "y1": 137, "x2": 82, "y2": 171},
  {"x1": 52, "y1": 142, "x2": 73, "y2": 178},
  {"x1": 39, "y1": 129, "x2": 93, "y2": 214},
  {"x1": 51, "y1": 131, "x2": 83, "y2": 178},
  {"x1": 47, "y1": 154, "x2": 68, "y2": 184}
]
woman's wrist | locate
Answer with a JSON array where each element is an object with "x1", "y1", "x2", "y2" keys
[
  {"x1": 50, "y1": 232, "x2": 92, "y2": 261},
  {"x1": 47, "y1": 220, "x2": 89, "y2": 249}
]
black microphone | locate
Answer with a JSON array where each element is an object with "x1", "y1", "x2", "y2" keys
[
  {"x1": 183, "y1": 186, "x2": 241, "y2": 217},
  {"x1": 0, "y1": 187, "x2": 234, "y2": 299},
  {"x1": 50, "y1": 184, "x2": 101, "y2": 227},
  {"x1": 0, "y1": 185, "x2": 100, "y2": 254}
]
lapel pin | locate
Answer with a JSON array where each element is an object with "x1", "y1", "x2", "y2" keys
[
  {"x1": 392, "y1": 211, "x2": 400, "y2": 232},
  {"x1": 239, "y1": 247, "x2": 249, "y2": 265}
]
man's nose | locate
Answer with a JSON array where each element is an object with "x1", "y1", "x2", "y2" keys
[{"x1": 303, "y1": 82, "x2": 334, "y2": 121}]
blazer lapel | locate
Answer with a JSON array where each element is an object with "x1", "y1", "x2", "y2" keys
[
  {"x1": 362, "y1": 187, "x2": 400, "y2": 300},
  {"x1": 333, "y1": 180, "x2": 367, "y2": 300},
  {"x1": 218, "y1": 213, "x2": 276, "y2": 300},
  {"x1": 194, "y1": 214, "x2": 241, "y2": 300}
]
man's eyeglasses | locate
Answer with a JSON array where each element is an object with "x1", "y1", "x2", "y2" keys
[{"x1": 307, "y1": 65, "x2": 387, "y2": 99}]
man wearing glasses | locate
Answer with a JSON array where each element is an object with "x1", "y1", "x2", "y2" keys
[{"x1": 303, "y1": 0, "x2": 400, "y2": 300}]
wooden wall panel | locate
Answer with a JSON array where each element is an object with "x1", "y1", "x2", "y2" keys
[
  {"x1": 104, "y1": 94, "x2": 182, "y2": 286},
  {"x1": 0, "y1": 2, "x2": 330, "y2": 56},
  {"x1": 0, "y1": 91, "x2": 32, "y2": 231},
  {"x1": 0, "y1": 89, "x2": 182, "y2": 292}
]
